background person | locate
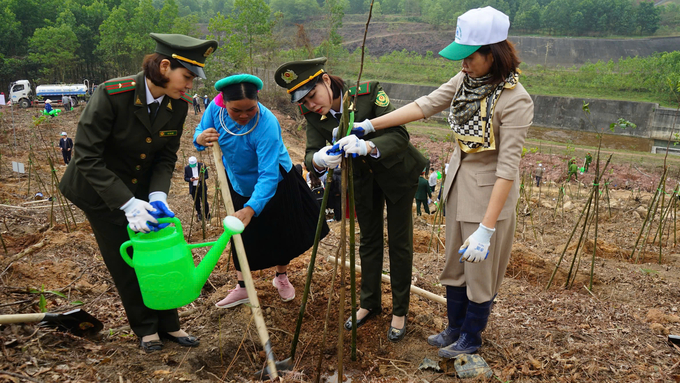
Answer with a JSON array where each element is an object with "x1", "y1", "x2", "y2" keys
[
  {"x1": 346, "y1": 6, "x2": 533, "y2": 357},
  {"x1": 534, "y1": 163, "x2": 544, "y2": 187},
  {"x1": 58, "y1": 132, "x2": 73, "y2": 165},
  {"x1": 584, "y1": 152, "x2": 592, "y2": 172},
  {"x1": 193, "y1": 74, "x2": 328, "y2": 309},
  {"x1": 275, "y1": 57, "x2": 428, "y2": 342},
  {"x1": 428, "y1": 167, "x2": 438, "y2": 194},
  {"x1": 184, "y1": 156, "x2": 210, "y2": 221},
  {"x1": 59, "y1": 33, "x2": 218, "y2": 353},
  {"x1": 415, "y1": 169, "x2": 432, "y2": 216},
  {"x1": 192, "y1": 94, "x2": 201, "y2": 114}
]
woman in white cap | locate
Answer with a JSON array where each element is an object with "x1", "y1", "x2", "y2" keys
[
  {"x1": 193, "y1": 74, "x2": 328, "y2": 309},
  {"x1": 345, "y1": 6, "x2": 534, "y2": 357}
]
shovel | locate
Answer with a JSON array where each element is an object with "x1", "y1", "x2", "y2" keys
[
  {"x1": 0, "y1": 309, "x2": 103, "y2": 337},
  {"x1": 211, "y1": 145, "x2": 293, "y2": 380}
]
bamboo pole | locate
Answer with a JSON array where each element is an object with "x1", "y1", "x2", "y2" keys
[
  {"x1": 314, "y1": 246, "x2": 341, "y2": 383},
  {"x1": 328, "y1": 256, "x2": 446, "y2": 304},
  {"x1": 210, "y1": 145, "x2": 280, "y2": 381},
  {"x1": 290, "y1": 169, "x2": 334, "y2": 360}
]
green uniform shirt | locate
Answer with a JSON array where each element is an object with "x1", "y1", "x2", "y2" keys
[
  {"x1": 415, "y1": 176, "x2": 432, "y2": 201},
  {"x1": 303, "y1": 81, "x2": 427, "y2": 210},
  {"x1": 60, "y1": 72, "x2": 189, "y2": 218}
]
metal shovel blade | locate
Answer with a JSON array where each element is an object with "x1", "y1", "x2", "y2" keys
[
  {"x1": 40, "y1": 309, "x2": 103, "y2": 337},
  {"x1": 253, "y1": 357, "x2": 293, "y2": 381}
]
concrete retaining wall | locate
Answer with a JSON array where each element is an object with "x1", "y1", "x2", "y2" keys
[{"x1": 380, "y1": 82, "x2": 679, "y2": 143}]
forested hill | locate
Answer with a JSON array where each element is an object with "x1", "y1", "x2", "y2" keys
[{"x1": 1, "y1": 0, "x2": 679, "y2": 103}]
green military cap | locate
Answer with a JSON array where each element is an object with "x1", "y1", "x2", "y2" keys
[
  {"x1": 274, "y1": 57, "x2": 327, "y2": 103},
  {"x1": 150, "y1": 33, "x2": 218, "y2": 79}
]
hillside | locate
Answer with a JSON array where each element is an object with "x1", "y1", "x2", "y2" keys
[{"x1": 1, "y1": 101, "x2": 680, "y2": 381}]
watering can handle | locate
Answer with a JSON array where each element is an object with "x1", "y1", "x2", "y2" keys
[
  {"x1": 121, "y1": 217, "x2": 182, "y2": 267},
  {"x1": 119, "y1": 241, "x2": 134, "y2": 267},
  {"x1": 125, "y1": 216, "x2": 182, "y2": 237}
]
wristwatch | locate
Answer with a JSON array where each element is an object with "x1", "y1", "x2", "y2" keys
[{"x1": 367, "y1": 140, "x2": 376, "y2": 154}]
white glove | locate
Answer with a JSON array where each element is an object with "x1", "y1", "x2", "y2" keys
[
  {"x1": 336, "y1": 134, "x2": 369, "y2": 156},
  {"x1": 313, "y1": 146, "x2": 342, "y2": 169},
  {"x1": 120, "y1": 197, "x2": 158, "y2": 233},
  {"x1": 458, "y1": 223, "x2": 495, "y2": 263},
  {"x1": 351, "y1": 119, "x2": 375, "y2": 138},
  {"x1": 331, "y1": 126, "x2": 340, "y2": 142}
]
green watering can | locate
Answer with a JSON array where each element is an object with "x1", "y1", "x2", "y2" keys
[{"x1": 119, "y1": 216, "x2": 244, "y2": 310}]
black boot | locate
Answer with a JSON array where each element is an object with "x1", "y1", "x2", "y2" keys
[
  {"x1": 427, "y1": 285, "x2": 468, "y2": 347},
  {"x1": 438, "y1": 299, "x2": 493, "y2": 358}
]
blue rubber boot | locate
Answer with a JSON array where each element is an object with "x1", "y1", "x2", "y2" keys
[
  {"x1": 427, "y1": 286, "x2": 468, "y2": 348},
  {"x1": 438, "y1": 299, "x2": 493, "y2": 358}
]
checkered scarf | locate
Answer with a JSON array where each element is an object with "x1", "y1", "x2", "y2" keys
[{"x1": 448, "y1": 72, "x2": 519, "y2": 153}]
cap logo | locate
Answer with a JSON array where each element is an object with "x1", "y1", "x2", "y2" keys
[
  {"x1": 281, "y1": 70, "x2": 298, "y2": 84},
  {"x1": 204, "y1": 47, "x2": 214, "y2": 57},
  {"x1": 455, "y1": 25, "x2": 462, "y2": 41}
]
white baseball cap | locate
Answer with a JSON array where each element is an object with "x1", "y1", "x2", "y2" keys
[
  {"x1": 188, "y1": 156, "x2": 197, "y2": 165},
  {"x1": 439, "y1": 6, "x2": 510, "y2": 61},
  {"x1": 61, "y1": 132, "x2": 67, "y2": 136},
  {"x1": 45, "y1": 99, "x2": 52, "y2": 104}
]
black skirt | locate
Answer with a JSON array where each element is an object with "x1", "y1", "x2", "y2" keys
[{"x1": 227, "y1": 166, "x2": 329, "y2": 271}]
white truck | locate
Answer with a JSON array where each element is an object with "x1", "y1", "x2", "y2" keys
[{"x1": 8, "y1": 80, "x2": 90, "y2": 108}]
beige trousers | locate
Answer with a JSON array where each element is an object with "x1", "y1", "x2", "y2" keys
[{"x1": 439, "y1": 207, "x2": 516, "y2": 304}]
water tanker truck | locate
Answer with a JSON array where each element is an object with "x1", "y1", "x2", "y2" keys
[{"x1": 8, "y1": 80, "x2": 90, "y2": 108}]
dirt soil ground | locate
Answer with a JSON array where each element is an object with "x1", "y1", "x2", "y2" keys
[{"x1": 1, "y1": 102, "x2": 680, "y2": 383}]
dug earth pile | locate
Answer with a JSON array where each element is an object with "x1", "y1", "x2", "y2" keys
[{"x1": 1, "y1": 104, "x2": 680, "y2": 382}]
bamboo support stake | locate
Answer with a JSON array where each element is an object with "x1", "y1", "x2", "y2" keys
[
  {"x1": 348, "y1": 157, "x2": 357, "y2": 361},
  {"x1": 336, "y1": 156, "x2": 348, "y2": 382},
  {"x1": 314, "y1": 246, "x2": 341, "y2": 383},
  {"x1": 328, "y1": 256, "x2": 446, "y2": 304},
  {"x1": 290, "y1": 169, "x2": 334, "y2": 360}
]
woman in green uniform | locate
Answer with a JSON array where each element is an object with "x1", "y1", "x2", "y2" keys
[
  {"x1": 275, "y1": 58, "x2": 428, "y2": 342},
  {"x1": 59, "y1": 33, "x2": 217, "y2": 352}
]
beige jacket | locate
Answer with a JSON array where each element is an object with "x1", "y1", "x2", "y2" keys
[{"x1": 415, "y1": 71, "x2": 534, "y2": 223}]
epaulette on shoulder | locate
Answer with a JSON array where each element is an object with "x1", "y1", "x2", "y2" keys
[
  {"x1": 104, "y1": 77, "x2": 136, "y2": 95},
  {"x1": 348, "y1": 81, "x2": 371, "y2": 96},
  {"x1": 299, "y1": 104, "x2": 313, "y2": 115},
  {"x1": 180, "y1": 94, "x2": 192, "y2": 104}
]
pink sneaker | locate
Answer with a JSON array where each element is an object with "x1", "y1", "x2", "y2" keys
[
  {"x1": 272, "y1": 274, "x2": 295, "y2": 302},
  {"x1": 215, "y1": 284, "x2": 249, "y2": 308}
]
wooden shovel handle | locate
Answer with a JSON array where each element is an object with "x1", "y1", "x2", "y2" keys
[
  {"x1": 211, "y1": 144, "x2": 280, "y2": 380},
  {"x1": 0, "y1": 313, "x2": 47, "y2": 324}
]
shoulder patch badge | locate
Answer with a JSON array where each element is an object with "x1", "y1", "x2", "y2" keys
[
  {"x1": 375, "y1": 90, "x2": 390, "y2": 107},
  {"x1": 180, "y1": 94, "x2": 192, "y2": 104},
  {"x1": 299, "y1": 104, "x2": 313, "y2": 115},
  {"x1": 348, "y1": 81, "x2": 371, "y2": 96},
  {"x1": 105, "y1": 78, "x2": 136, "y2": 95}
]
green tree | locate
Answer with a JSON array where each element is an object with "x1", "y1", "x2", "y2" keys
[
  {"x1": 570, "y1": 10, "x2": 586, "y2": 35},
  {"x1": 0, "y1": 6, "x2": 22, "y2": 56},
  {"x1": 269, "y1": 0, "x2": 322, "y2": 23},
  {"x1": 207, "y1": 0, "x2": 275, "y2": 78},
  {"x1": 29, "y1": 24, "x2": 80, "y2": 82},
  {"x1": 636, "y1": 1, "x2": 660, "y2": 35},
  {"x1": 96, "y1": 5, "x2": 134, "y2": 75}
]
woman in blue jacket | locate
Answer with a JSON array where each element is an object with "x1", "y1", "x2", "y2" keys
[{"x1": 194, "y1": 74, "x2": 328, "y2": 308}]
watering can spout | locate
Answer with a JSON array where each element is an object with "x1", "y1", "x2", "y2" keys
[{"x1": 194, "y1": 216, "x2": 245, "y2": 289}]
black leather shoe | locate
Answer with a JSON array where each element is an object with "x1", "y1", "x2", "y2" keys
[
  {"x1": 140, "y1": 339, "x2": 163, "y2": 352},
  {"x1": 387, "y1": 318, "x2": 407, "y2": 342},
  {"x1": 344, "y1": 307, "x2": 381, "y2": 330},
  {"x1": 159, "y1": 332, "x2": 200, "y2": 347}
]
